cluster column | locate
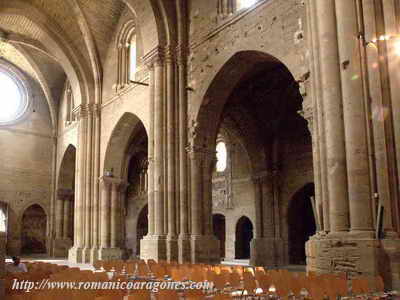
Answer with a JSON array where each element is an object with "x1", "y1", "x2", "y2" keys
[
  {"x1": 97, "y1": 176, "x2": 125, "y2": 260},
  {"x1": 140, "y1": 47, "x2": 168, "y2": 261},
  {"x1": 306, "y1": 0, "x2": 397, "y2": 282},
  {"x1": 187, "y1": 145, "x2": 220, "y2": 263},
  {"x1": 53, "y1": 188, "x2": 74, "y2": 257}
]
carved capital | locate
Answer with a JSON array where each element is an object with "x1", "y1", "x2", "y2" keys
[{"x1": 164, "y1": 45, "x2": 176, "y2": 64}]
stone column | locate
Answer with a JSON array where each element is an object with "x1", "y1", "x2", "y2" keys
[
  {"x1": 55, "y1": 190, "x2": 65, "y2": 239},
  {"x1": 188, "y1": 146, "x2": 220, "y2": 264},
  {"x1": 335, "y1": 0, "x2": 374, "y2": 234},
  {"x1": 68, "y1": 105, "x2": 88, "y2": 263},
  {"x1": 314, "y1": 0, "x2": 350, "y2": 233},
  {"x1": 97, "y1": 176, "x2": 124, "y2": 260},
  {"x1": 63, "y1": 196, "x2": 72, "y2": 239},
  {"x1": 250, "y1": 172, "x2": 280, "y2": 267},
  {"x1": 177, "y1": 45, "x2": 191, "y2": 263},
  {"x1": 140, "y1": 47, "x2": 167, "y2": 261},
  {"x1": 166, "y1": 47, "x2": 179, "y2": 262},
  {"x1": 110, "y1": 181, "x2": 120, "y2": 248},
  {"x1": 305, "y1": 0, "x2": 400, "y2": 286},
  {"x1": 99, "y1": 177, "x2": 111, "y2": 249},
  {"x1": 54, "y1": 189, "x2": 74, "y2": 257}
]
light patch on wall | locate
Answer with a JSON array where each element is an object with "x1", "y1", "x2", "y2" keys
[
  {"x1": 0, "y1": 71, "x2": 22, "y2": 123},
  {"x1": 216, "y1": 142, "x2": 227, "y2": 172}
]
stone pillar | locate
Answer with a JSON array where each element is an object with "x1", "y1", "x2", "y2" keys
[
  {"x1": 100, "y1": 177, "x2": 111, "y2": 249},
  {"x1": 306, "y1": 0, "x2": 400, "y2": 286},
  {"x1": 188, "y1": 146, "x2": 219, "y2": 264},
  {"x1": 55, "y1": 190, "x2": 65, "y2": 239},
  {"x1": 177, "y1": 44, "x2": 191, "y2": 263},
  {"x1": 68, "y1": 106, "x2": 88, "y2": 263},
  {"x1": 335, "y1": 0, "x2": 373, "y2": 234},
  {"x1": 140, "y1": 47, "x2": 167, "y2": 261},
  {"x1": 315, "y1": 0, "x2": 350, "y2": 233},
  {"x1": 97, "y1": 176, "x2": 124, "y2": 260},
  {"x1": 250, "y1": 172, "x2": 281, "y2": 267},
  {"x1": 165, "y1": 47, "x2": 179, "y2": 262},
  {"x1": 53, "y1": 189, "x2": 73, "y2": 257},
  {"x1": 63, "y1": 197, "x2": 72, "y2": 239}
]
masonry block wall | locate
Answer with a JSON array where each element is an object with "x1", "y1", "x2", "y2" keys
[{"x1": 0, "y1": 71, "x2": 53, "y2": 256}]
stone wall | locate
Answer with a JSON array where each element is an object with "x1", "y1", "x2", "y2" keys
[{"x1": 0, "y1": 75, "x2": 53, "y2": 256}]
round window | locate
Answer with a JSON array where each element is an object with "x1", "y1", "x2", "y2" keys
[{"x1": 0, "y1": 67, "x2": 29, "y2": 125}]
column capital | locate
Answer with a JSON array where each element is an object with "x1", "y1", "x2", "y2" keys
[
  {"x1": 143, "y1": 46, "x2": 164, "y2": 69},
  {"x1": 186, "y1": 145, "x2": 216, "y2": 161},
  {"x1": 176, "y1": 44, "x2": 188, "y2": 66},
  {"x1": 99, "y1": 176, "x2": 128, "y2": 191},
  {"x1": 73, "y1": 104, "x2": 99, "y2": 120},
  {"x1": 164, "y1": 45, "x2": 177, "y2": 64},
  {"x1": 57, "y1": 188, "x2": 74, "y2": 201}
]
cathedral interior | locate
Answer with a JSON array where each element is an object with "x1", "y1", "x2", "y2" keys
[{"x1": 1, "y1": 0, "x2": 400, "y2": 292}]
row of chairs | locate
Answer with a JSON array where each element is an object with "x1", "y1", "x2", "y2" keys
[{"x1": 3, "y1": 259, "x2": 389, "y2": 300}]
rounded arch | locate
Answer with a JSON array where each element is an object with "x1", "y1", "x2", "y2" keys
[
  {"x1": 235, "y1": 215, "x2": 253, "y2": 259},
  {"x1": 104, "y1": 112, "x2": 148, "y2": 180},
  {"x1": 21, "y1": 204, "x2": 48, "y2": 255},
  {"x1": 193, "y1": 50, "x2": 300, "y2": 174},
  {"x1": 0, "y1": 0, "x2": 91, "y2": 105},
  {"x1": 58, "y1": 144, "x2": 77, "y2": 189},
  {"x1": 288, "y1": 183, "x2": 316, "y2": 265},
  {"x1": 123, "y1": 0, "x2": 166, "y2": 53}
]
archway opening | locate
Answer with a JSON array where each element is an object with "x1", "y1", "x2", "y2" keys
[
  {"x1": 58, "y1": 145, "x2": 76, "y2": 241},
  {"x1": 200, "y1": 51, "x2": 306, "y2": 265},
  {"x1": 105, "y1": 113, "x2": 149, "y2": 257},
  {"x1": 235, "y1": 216, "x2": 253, "y2": 259},
  {"x1": 213, "y1": 214, "x2": 226, "y2": 258},
  {"x1": 288, "y1": 183, "x2": 316, "y2": 265},
  {"x1": 136, "y1": 205, "x2": 148, "y2": 256},
  {"x1": 21, "y1": 204, "x2": 47, "y2": 255}
]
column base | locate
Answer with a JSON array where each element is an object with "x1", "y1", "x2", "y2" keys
[
  {"x1": 306, "y1": 232, "x2": 400, "y2": 289},
  {"x1": 90, "y1": 247, "x2": 100, "y2": 264},
  {"x1": 97, "y1": 247, "x2": 124, "y2": 261},
  {"x1": 81, "y1": 247, "x2": 94, "y2": 263},
  {"x1": 140, "y1": 235, "x2": 167, "y2": 261},
  {"x1": 52, "y1": 238, "x2": 73, "y2": 258},
  {"x1": 250, "y1": 238, "x2": 284, "y2": 267},
  {"x1": 68, "y1": 246, "x2": 84, "y2": 263},
  {"x1": 191, "y1": 235, "x2": 220, "y2": 264},
  {"x1": 167, "y1": 236, "x2": 179, "y2": 262},
  {"x1": 178, "y1": 234, "x2": 191, "y2": 263}
]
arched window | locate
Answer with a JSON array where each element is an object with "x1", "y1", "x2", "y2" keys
[
  {"x1": 115, "y1": 20, "x2": 140, "y2": 91},
  {"x1": 0, "y1": 202, "x2": 7, "y2": 233},
  {"x1": 216, "y1": 142, "x2": 228, "y2": 172},
  {"x1": 65, "y1": 81, "x2": 75, "y2": 125},
  {"x1": 129, "y1": 34, "x2": 137, "y2": 81},
  {"x1": 236, "y1": 0, "x2": 257, "y2": 10},
  {"x1": 0, "y1": 209, "x2": 6, "y2": 232},
  {"x1": 0, "y1": 65, "x2": 29, "y2": 126},
  {"x1": 218, "y1": 0, "x2": 257, "y2": 17}
]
